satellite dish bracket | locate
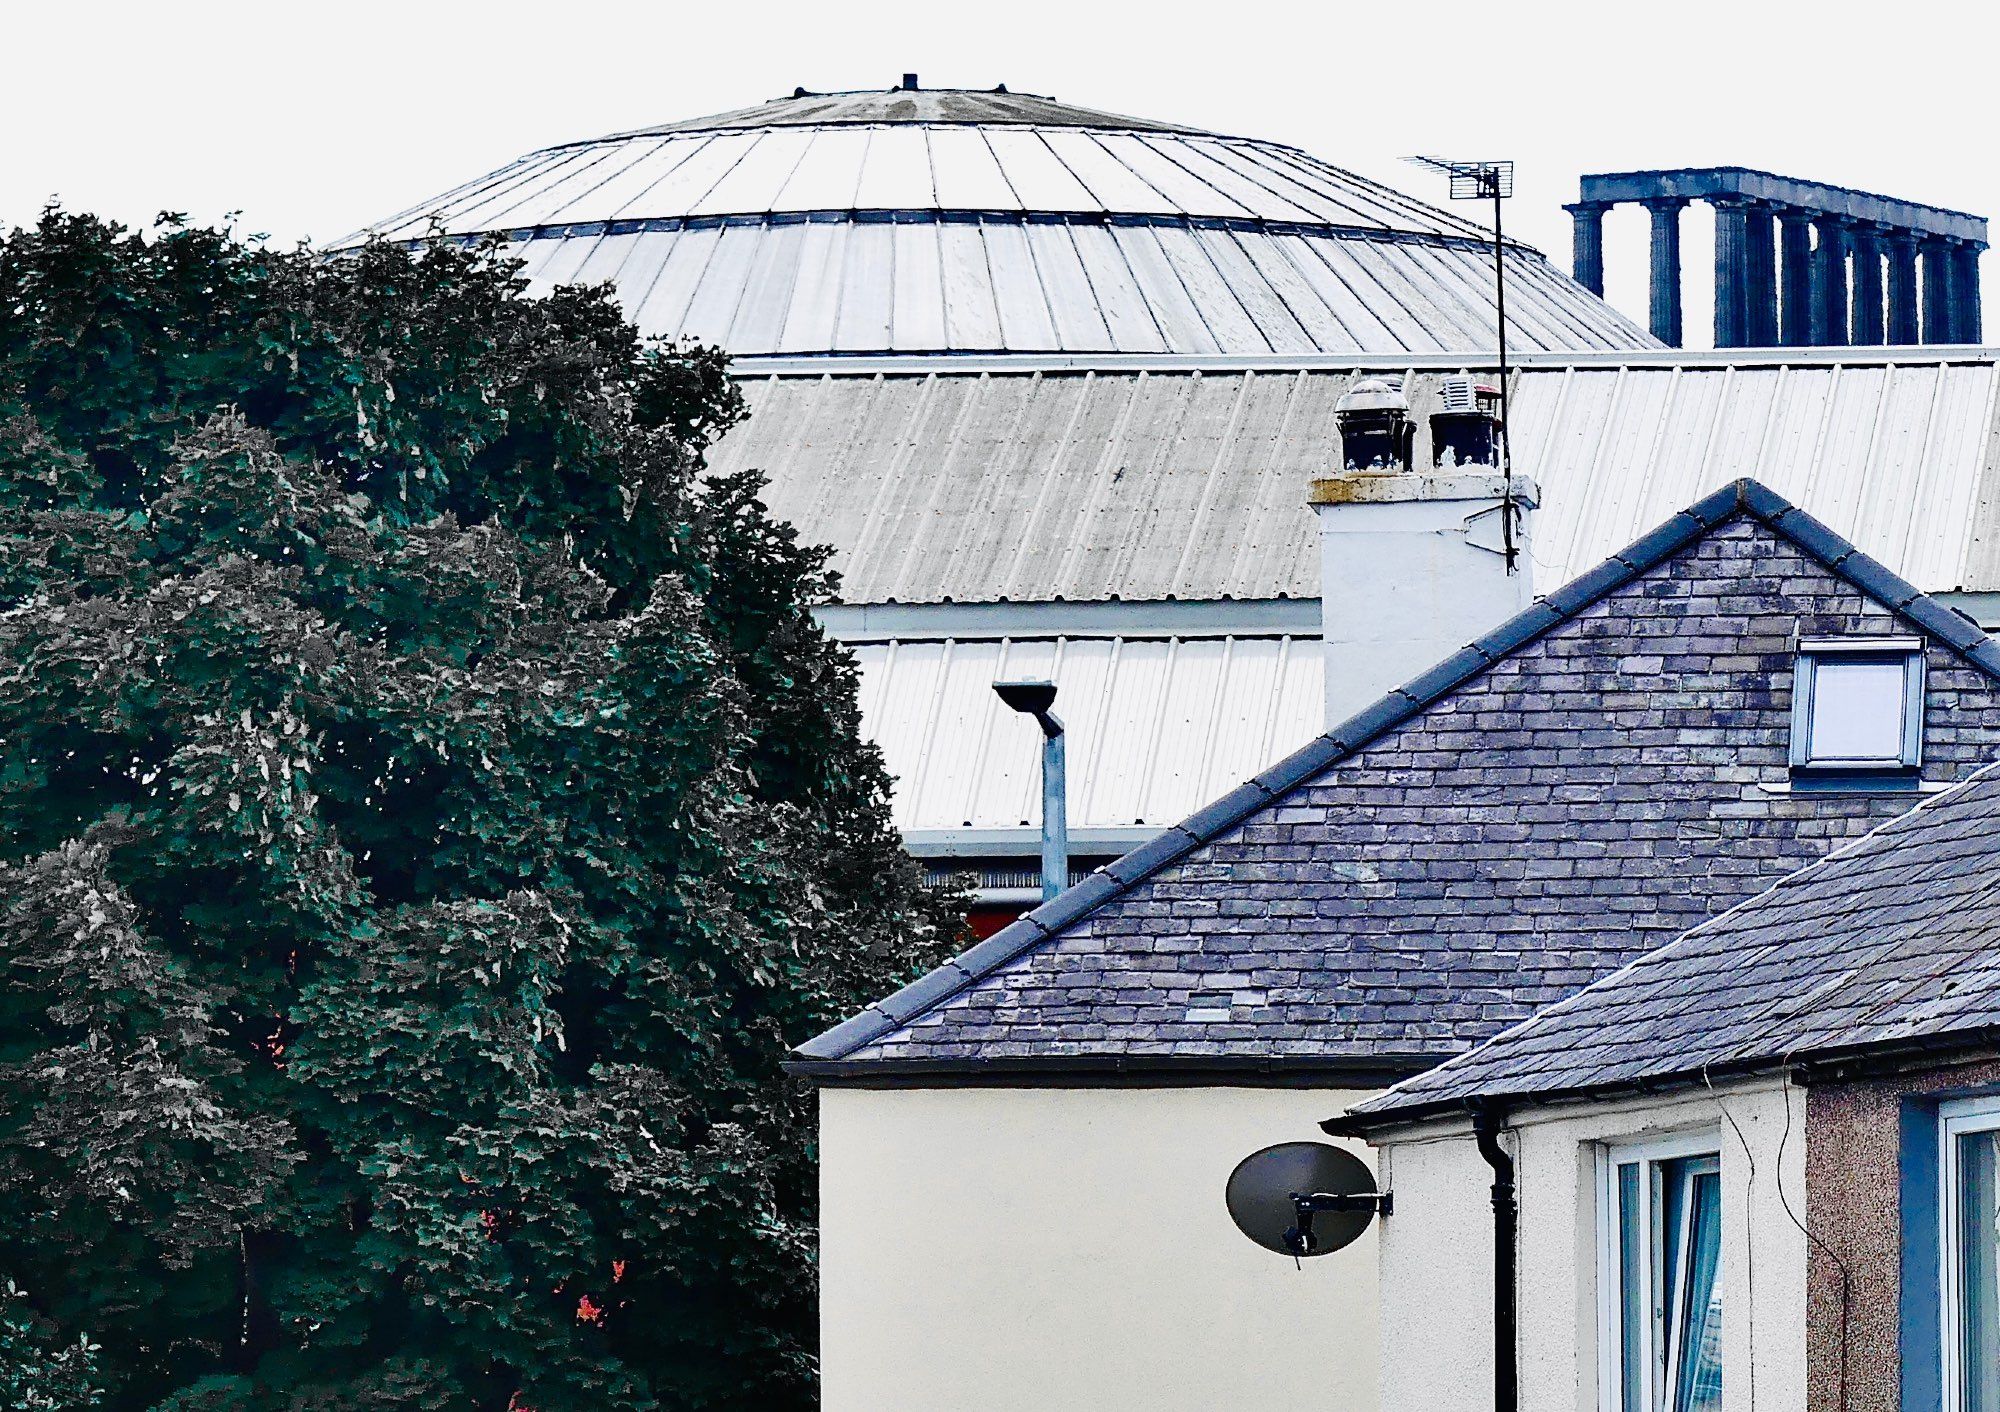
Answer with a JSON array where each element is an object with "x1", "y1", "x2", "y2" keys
[{"x1": 1285, "y1": 1188, "x2": 1393, "y2": 1257}]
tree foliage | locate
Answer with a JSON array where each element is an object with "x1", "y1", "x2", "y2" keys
[{"x1": 0, "y1": 211, "x2": 958, "y2": 1410}]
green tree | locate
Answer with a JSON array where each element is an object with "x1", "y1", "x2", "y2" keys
[{"x1": 0, "y1": 211, "x2": 957, "y2": 1410}]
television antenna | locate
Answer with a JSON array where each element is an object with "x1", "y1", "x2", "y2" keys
[{"x1": 1405, "y1": 156, "x2": 1520, "y2": 574}]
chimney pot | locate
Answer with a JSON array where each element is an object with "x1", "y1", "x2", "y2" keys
[
  {"x1": 1431, "y1": 374, "x2": 1505, "y2": 470},
  {"x1": 1333, "y1": 377, "x2": 1415, "y2": 474}
]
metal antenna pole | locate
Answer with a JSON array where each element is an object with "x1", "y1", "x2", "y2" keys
[
  {"x1": 1406, "y1": 155, "x2": 1520, "y2": 573},
  {"x1": 1491, "y1": 178, "x2": 1516, "y2": 574}
]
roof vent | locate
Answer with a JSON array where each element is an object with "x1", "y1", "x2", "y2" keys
[
  {"x1": 901, "y1": 73, "x2": 919, "y2": 90},
  {"x1": 1185, "y1": 990, "x2": 1236, "y2": 1022},
  {"x1": 1432, "y1": 375, "x2": 1504, "y2": 470},
  {"x1": 1334, "y1": 376, "x2": 1414, "y2": 475}
]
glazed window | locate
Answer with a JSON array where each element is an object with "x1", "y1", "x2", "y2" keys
[
  {"x1": 1790, "y1": 637, "x2": 1925, "y2": 774},
  {"x1": 1940, "y1": 1097, "x2": 2000, "y2": 1411},
  {"x1": 1600, "y1": 1134, "x2": 1723, "y2": 1412}
]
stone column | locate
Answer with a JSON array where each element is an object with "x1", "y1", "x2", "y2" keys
[
  {"x1": 1956, "y1": 242, "x2": 1984, "y2": 343},
  {"x1": 1923, "y1": 236, "x2": 1954, "y2": 343},
  {"x1": 1711, "y1": 196, "x2": 1751, "y2": 348},
  {"x1": 1885, "y1": 232, "x2": 1921, "y2": 344},
  {"x1": 1645, "y1": 198, "x2": 1689, "y2": 346},
  {"x1": 1851, "y1": 227, "x2": 1886, "y2": 346},
  {"x1": 1779, "y1": 208, "x2": 1815, "y2": 346},
  {"x1": 1565, "y1": 202, "x2": 1609, "y2": 296},
  {"x1": 1812, "y1": 216, "x2": 1851, "y2": 346},
  {"x1": 1744, "y1": 201, "x2": 1779, "y2": 345}
]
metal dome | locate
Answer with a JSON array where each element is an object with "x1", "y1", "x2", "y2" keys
[{"x1": 348, "y1": 83, "x2": 1657, "y2": 358}]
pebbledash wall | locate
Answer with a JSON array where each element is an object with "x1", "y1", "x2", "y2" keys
[
  {"x1": 1803, "y1": 1052, "x2": 2000, "y2": 1412},
  {"x1": 819, "y1": 1086, "x2": 1379, "y2": 1412},
  {"x1": 1370, "y1": 1081, "x2": 1808, "y2": 1412}
]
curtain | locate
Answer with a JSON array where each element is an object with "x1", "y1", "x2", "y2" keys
[{"x1": 1672, "y1": 1168, "x2": 1723, "y2": 1412}]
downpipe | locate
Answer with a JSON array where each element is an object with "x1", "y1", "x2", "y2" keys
[{"x1": 1472, "y1": 1103, "x2": 1518, "y2": 1412}]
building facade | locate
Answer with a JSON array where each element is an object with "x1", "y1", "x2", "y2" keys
[
  {"x1": 1343, "y1": 765, "x2": 2000, "y2": 1412},
  {"x1": 793, "y1": 482, "x2": 2000, "y2": 1411},
  {"x1": 349, "y1": 85, "x2": 2000, "y2": 933}
]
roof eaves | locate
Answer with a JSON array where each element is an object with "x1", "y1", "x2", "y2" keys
[{"x1": 785, "y1": 1050, "x2": 1444, "y2": 1087}]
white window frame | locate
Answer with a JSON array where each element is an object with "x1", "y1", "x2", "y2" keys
[
  {"x1": 1596, "y1": 1129, "x2": 1723, "y2": 1412},
  {"x1": 1789, "y1": 635, "x2": 1925, "y2": 774},
  {"x1": 1939, "y1": 1095, "x2": 2000, "y2": 1412}
]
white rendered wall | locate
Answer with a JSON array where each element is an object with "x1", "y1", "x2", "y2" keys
[
  {"x1": 1313, "y1": 474, "x2": 1538, "y2": 726},
  {"x1": 819, "y1": 1085, "x2": 1380, "y2": 1412},
  {"x1": 1374, "y1": 1080, "x2": 1807, "y2": 1412}
]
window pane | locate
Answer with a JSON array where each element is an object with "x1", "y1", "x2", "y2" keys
[
  {"x1": 1619, "y1": 1163, "x2": 1643, "y2": 1412},
  {"x1": 1807, "y1": 659, "x2": 1908, "y2": 762},
  {"x1": 1961, "y1": 1131, "x2": 2000, "y2": 1412},
  {"x1": 1673, "y1": 1169, "x2": 1724, "y2": 1412}
]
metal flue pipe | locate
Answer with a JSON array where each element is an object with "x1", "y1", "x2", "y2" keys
[{"x1": 993, "y1": 681, "x2": 1068, "y2": 901}]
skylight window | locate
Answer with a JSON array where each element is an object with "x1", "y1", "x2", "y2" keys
[{"x1": 1790, "y1": 636, "x2": 1925, "y2": 775}]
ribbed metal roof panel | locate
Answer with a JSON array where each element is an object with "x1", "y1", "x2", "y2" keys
[
  {"x1": 343, "y1": 88, "x2": 1653, "y2": 358},
  {"x1": 852, "y1": 635, "x2": 1324, "y2": 832},
  {"x1": 354, "y1": 125, "x2": 1510, "y2": 236},
  {"x1": 709, "y1": 354, "x2": 2000, "y2": 605},
  {"x1": 469, "y1": 219, "x2": 1641, "y2": 357}
]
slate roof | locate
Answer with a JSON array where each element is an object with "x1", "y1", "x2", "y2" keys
[
  {"x1": 791, "y1": 480, "x2": 2000, "y2": 1078},
  {"x1": 1340, "y1": 762, "x2": 2000, "y2": 1129}
]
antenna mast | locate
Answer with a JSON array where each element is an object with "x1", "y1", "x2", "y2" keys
[{"x1": 1405, "y1": 156, "x2": 1519, "y2": 573}]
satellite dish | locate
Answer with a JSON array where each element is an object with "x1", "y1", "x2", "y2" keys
[{"x1": 1226, "y1": 1141, "x2": 1389, "y2": 1258}]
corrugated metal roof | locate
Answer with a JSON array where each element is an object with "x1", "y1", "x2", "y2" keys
[
  {"x1": 709, "y1": 352, "x2": 2000, "y2": 603},
  {"x1": 852, "y1": 636, "x2": 1322, "y2": 833},
  {"x1": 343, "y1": 88, "x2": 1651, "y2": 357},
  {"x1": 353, "y1": 122, "x2": 1503, "y2": 238},
  {"x1": 462, "y1": 219, "x2": 1637, "y2": 358},
  {"x1": 601, "y1": 85, "x2": 1210, "y2": 137}
]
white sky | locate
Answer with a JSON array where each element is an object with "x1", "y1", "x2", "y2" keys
[{"x1": 9, "y1": 0, "x2": 1997, "y2": 348}]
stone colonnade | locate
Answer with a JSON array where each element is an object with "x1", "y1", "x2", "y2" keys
[{"x1": 1567, "y1": 171, "x2": 1986, "y2": 348}]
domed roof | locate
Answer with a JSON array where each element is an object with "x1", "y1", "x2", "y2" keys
[{"x1": 348, "y1": 83, "x2": 1655, "y2": 358}]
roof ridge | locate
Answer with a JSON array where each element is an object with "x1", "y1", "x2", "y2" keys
[{"x1": 789, "y1": 477, "x2": 2000, "y2": 1070}]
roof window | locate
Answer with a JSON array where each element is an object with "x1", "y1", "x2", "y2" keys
[{"x1": 1790, "y1": 636, "x2": 1925, "y2": 777}]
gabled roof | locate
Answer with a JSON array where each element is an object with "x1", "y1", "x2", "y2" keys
[
  {"x1": 1338, "y1": 761, "x2": 2000, "y2": 1133},
  {"x1": 791, "y1": 479, "x2": 2000, "y2": 1077}
]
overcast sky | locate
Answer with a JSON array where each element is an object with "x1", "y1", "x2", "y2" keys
[{"x1": 10, "y1": 0, "x2": 1994, "y2": 347}]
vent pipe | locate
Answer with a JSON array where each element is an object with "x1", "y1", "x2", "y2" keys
[{"x1": 993, "y1": 681, "x2": 1068, "y2": 902}]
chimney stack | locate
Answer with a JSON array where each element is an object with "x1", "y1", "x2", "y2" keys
[{"x1": 1311, "y1": 374, "x2": 1538, "y2": 727}]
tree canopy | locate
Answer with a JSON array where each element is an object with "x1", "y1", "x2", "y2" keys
[{"x1": 0, "y1": 211, "x2": 956, "y2": 1410}]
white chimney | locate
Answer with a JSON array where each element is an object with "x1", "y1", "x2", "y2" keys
[{"x1": 1311, "y1": 376, "x2": 1538, "y2": 727}]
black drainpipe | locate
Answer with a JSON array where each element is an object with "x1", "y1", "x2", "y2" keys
[{"x1": 1471, "y1": 1103, "x2": 1518, "y2": 1412}]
